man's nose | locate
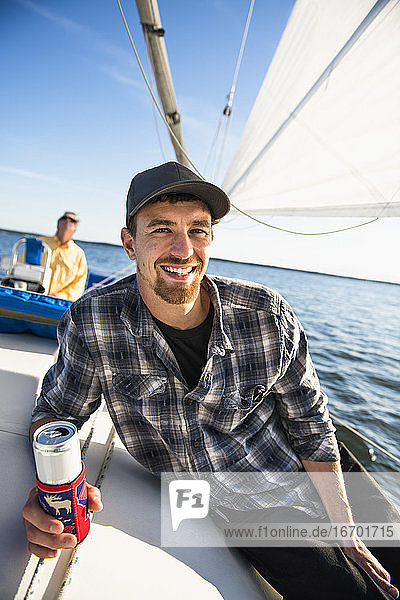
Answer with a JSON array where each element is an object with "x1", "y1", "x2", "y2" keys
[{"x1": 170, "y1": 232, "x2": 194, "y2": 259}]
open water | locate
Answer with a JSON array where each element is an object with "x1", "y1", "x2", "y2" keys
[{"x1": 1, "y1": 230, "x2": 399, "y2": 482}]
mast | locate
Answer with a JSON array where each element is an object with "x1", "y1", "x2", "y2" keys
[{"x1": 135, "y1": 0, "x2": 189, "y2": 166}]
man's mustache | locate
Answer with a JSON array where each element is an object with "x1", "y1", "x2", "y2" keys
[{"x1": 155, "y1": 256, "x2": 203, "y2": 268}]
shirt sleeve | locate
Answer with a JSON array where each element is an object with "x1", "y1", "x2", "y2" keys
[
  {"x1": 272, "y1": 300, "x2": 340, "y2": 462},
  {"x1": 32, "y1": 307, "x2": 102, "y2": 429}
]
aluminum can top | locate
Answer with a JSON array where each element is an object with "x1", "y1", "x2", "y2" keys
[
  {"x1": 33, "y1": 421, "x2": 81, "y2": 484},
  {"x1": 34, "y1": 422, "x2": 77, "y2": 453}
]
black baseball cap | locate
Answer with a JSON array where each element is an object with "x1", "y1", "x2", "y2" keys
[{"x1": 126, "y1": 162, "x2": 230, "y2": 225}]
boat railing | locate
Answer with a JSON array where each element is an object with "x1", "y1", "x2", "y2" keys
[{"x1": 1, "y1": 237, "x2": 52, "y2": 295}]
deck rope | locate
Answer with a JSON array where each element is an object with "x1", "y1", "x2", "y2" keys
[
  {"x1": 84, "y1": 264, "x2": 135, "y2": 293},
  {"x1": 21, "y1": 557, "x2": 46, "y2": 600},
  {"x1": 55, "y1": 427, "x2": 116, "y2": 599}
]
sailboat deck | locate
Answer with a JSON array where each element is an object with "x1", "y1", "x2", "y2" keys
[{"x1": 0, "y1": 332, "x2": 280, "y2": 599}]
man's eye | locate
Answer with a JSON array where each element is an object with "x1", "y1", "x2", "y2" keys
[
  {"x1": 151, "y1": 227, "x2": 171, "y2": 234},
  {"x1": 190, "y1": 229, "x2": 209, "y2": 235}
]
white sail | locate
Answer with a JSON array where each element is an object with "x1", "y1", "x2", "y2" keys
[{"x1": 222, "y1": 0, "x2": 400, "y2": 218}]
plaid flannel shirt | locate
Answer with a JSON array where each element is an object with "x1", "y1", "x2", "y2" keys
[{"x1": 33, "y1": 274, "x2": 339, "y2": 516}]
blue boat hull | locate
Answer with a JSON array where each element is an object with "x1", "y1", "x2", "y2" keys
[{"x1": 0, "y1": 272, "x2": 113, "y2": 339}]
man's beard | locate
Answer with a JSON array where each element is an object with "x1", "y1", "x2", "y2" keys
[
  {"x1": 154, "y1": 272, "x2": 202, "y2": 304},
  {"x1": 139, "y1": 257, "x2": 204, "y2": 305}
]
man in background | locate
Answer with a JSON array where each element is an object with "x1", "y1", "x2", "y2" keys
[{"x1": 39, "y1": 211, "x2": 87, "y2": 301}]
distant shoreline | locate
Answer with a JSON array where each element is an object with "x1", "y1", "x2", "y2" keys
[
  {"x1": 0, "y1": 228, "x2": 121, "y2": 250},
  {"x1": 1, "y1": 228, "x2": 398, "y2": 287}
]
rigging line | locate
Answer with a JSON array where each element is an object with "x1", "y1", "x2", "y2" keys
[
  {"x1": 152, "y1": 96, "x2": 167, "y2": 162},
  {"x1": 146, "y1": 47, "x2": 167, "y2": 162},
  {"x1": 217, "y1": 220, "x2": 257, "y2": 231},
  {"x1": 229, "y1": 181, "x2": 400, "y2": 236},
  {"x1": 330, "y1": 412, "x2": 400, "y2": 466},
  {"x1": 230, "y1": 203, "x2": 380, "y2": 236},
  {"x1": 213, "y1": 0, "x2": 255, "y2": 181},
  {"x1": 376, "y1": 182, "x2": 400, "y2": 218},
  {"x1": 204, "y1": 112, "x2": 223, "y2": 177},
  {"x1": 214, "y1": 115, "x2": 232, "y2": 183},
  {"x1": 116, "y1": 0, "x2": 203, "y2": 179},
  {"x1": 85, "y1": 263, "x2": 135, "y2": 292},
  {"x1": 226, "y1": 0, "x2": 256, "y2": 112},
  {"x1": 225, "y1": 0, "x2": 392, "y2": 198}
]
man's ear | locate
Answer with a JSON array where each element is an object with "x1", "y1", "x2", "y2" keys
[{"x1": 121, "y1": 228, "x2": 136, "y2": 260}]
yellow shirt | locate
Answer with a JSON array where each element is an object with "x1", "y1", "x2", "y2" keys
[{"x1": 39, "y1": 235, "x2": 87, "y2": 301}]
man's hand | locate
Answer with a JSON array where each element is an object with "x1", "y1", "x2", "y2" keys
[
  {"x1": 343, "y1": 535, "x2": 399, "y2": 599},
  {"x1": 22, "y1": 483, "x2": 103, "y2": 559},
  {"x1": 302, "y1": 458, "x2": 398, "y2": 598}
]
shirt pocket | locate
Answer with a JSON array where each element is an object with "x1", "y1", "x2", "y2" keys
[
  {"x1": 199, "y1": 384, "x2": 274, "y2": 433},
  {"x1": 112, "y1": 372, "x2": 168, "y2": 422}
]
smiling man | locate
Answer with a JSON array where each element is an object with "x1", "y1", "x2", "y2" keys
[
  {"x1": 23, "y1": 162, "x2": 399, "y2": 600},
  {"x1": 123, "y1": 197, "x2": 210, "y2": 310}
]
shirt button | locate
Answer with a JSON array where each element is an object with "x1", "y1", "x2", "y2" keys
[{"x1": 193, "y1": 440, "x2": 201, "y2": 448}]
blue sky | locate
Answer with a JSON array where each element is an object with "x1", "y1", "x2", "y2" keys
[
  {"x1": 1, "y1": 0, "x2": 399, "y2": 283},
  {"x1": 1, "y1": 0, "x2": 294, "y2": 241}
]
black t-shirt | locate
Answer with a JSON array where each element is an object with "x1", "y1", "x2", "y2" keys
[{"x1": 153, "y1": 304, "x2": 214, "y2": 390}]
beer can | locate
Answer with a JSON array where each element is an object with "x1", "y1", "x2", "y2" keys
[{"x1": 33, "y1": 421, "x2": 90, "y2": 543}]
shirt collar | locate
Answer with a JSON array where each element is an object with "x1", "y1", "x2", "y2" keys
[
  {"x1": 120, "y1": 277, "x2": 153, "y2": 345},
  {"x1": 202, "y1": 275, "x2": 235, "y2": 354},
  {"x1": 120, "y1": 274, "x2": 234, "y2": 353},
  {"x1": 54, "y1": 235, "x2": 73, "y2": 249}
]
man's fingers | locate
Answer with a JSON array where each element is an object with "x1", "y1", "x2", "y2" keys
[
  {"x1": 22, "y1": 486, "x2": 78, "y2": 559},
  {"x1": 344, "y1": 545, "x2": 399, "y2": 599},
  {"x1": 87, "y1": 483, "x2": 103, "y2": 512},
  {"x1": 22, "y1": 488, "x2": 63, "y2": 534},
  {"x1": 24, "y1": 519, "x2": 77, "y2": 550},
  {"x1": 23, "y1": 483, "x2": 102, "y2": 528},
  {"x1": 22, "y1": 482, "x2": 101, "y2": 560},
  {"x1": 367, "y1": 566, "x2": 399, "y2": 600}
]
